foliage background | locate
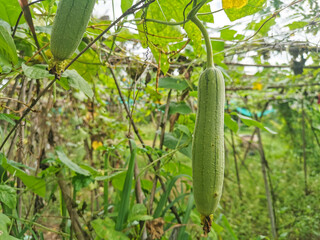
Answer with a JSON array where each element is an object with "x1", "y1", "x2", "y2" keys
[{"x1": 0, "y1": 0, "x2": 320, "y2": 239}]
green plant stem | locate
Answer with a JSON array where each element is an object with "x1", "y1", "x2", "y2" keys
[
  {"x1": 190, "y1": 15, "x2": 214, "y2": 67},
  {"x1": 9, "y1": 215, "x2": 70, "y2": 237},
  {"x1": 188, "y1": 0, "x2": 207, "y2": 19},
  {"x1": 104, "y1": 151, "x2": 111, "y2": 217},
  {"x1": 132, "y1": 18, "x2": 190, "y2": 26}
]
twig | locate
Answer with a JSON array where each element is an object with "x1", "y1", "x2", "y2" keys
[
  {"x1": 25, "y1": 42, "x2": 50, "y2": 64},
  {"x1": 230, "y1": 129, "x2": 242, "y2": 199},
  {"x1": 244, "y1": 0, "x2": 305, "y2": 42},
  {"x1": 8, "y1": 215, "x2": 70, "y2": 237},
  {"x1": 0, "y1": 97, "x2": 35, "y2": 110}
]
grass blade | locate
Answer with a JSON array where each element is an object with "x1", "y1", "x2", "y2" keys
[{"x1": 115, "y1": 140, "x2": 137, "y2": 231}]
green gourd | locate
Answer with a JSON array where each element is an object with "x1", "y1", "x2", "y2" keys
[
  {"x1": 189, "y1": 12, "x2": 225, "y2": 233},
  {"x1": 192, "y1": 66, "x2": 225, "y2": 217},
  {"x1": 50, "y1": 0, "x2": 95, "y2": 61}
]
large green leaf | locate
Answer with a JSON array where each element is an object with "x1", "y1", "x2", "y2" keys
[
  {"x1": 163, "y1": 125, "x2": 192, "y2": 158},
  {"x1": 128, "y1": 204, "x2": 153, "y2": 222},
  {"x1": 71, "y1": 46, "x2": 101, "y2": 81},
  {"x1": 0, "y1": 213, "x2": 18, "y2": 240},
  {"x1": 224, "y1": 0, "x2": 266, "y2": 21},
  {"x1": 198, "y1": 4, "x2": 214, "y2": 23},
  {"x1": 159, "y1": 102, "x2": 192, "y2": 115},
  {"x1": 0, "y1": 113, "x2": 15, "y2": 125},
  {"x1": 0, "y1": 213, "x2": 10, "y2": 231},
  {"x1": 61, "y1": 70, "x2": 94, "y2": 98},
  {"x1": 135, "y1": 0, "x2": 207, "y2": 72},
  {"x1": 0, "y1": 0, "x2": 25, "y2": 26},
  {"x1": 231, "y1": 112, "x2": 277, "y2": 134},
  {"x1": 0, "y1": 25, "x2": 18, "y2": 64},
  {"x1": 22, "y1": 63, "x2": 54, "y2": 79},
  {"x1": 121, "y1": 0, "x2": 133, "y2": 13},
  {"x1": 91, "y1": 217, "x2": 129, "y2": 240},
  {"x1": 0, "y1": 154, "x2": 46, "y2": 197},
  {"x1": 286, "y1": 21, "x2": 309, "y2": 30},
  {"x1": 56, "y1": 149, "x2": 90, "y2": 176},
  {"x1": 225, "y1": 113, "x2": 238, "y2": 132},
  {"x1": 158, "y1": 77, "x2": 189, "y2": 91},
  {"x1": 0, "y1": 185, "x2": 16, "y2": 209}
]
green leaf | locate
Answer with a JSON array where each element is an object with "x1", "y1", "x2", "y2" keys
[
  {"x1": 163, "y1": 127, "x2": 192, "y2": 158},
  {"x1": 212, "y1": 221, "x2": 224, "y2": 234},
  {"x1": 286, "y1": 21, "x2": 309, "y2": 30},
  {"x1": 221, "y1": 29, "x2": 237, "y2": 41},
  {"x1": 225, "y1": 0, "x2": 266, "y2": 21},
  {"x1": 0, "y1": 52, "x2": 12, "y2": 73},
  {"x1": 0, "y1": 113, "x2": 15, "y2": 125},
  {"x1": 221, "y1": 215, "x2": 238, "y2": 240},
  {"x1": 0, "y1": 154, "x2": 46, "y2": 197},
  {"x1": 0, "y1": 232, "x2": 20, "y2": 240},
  {"x1": 158, "y1": 77, "x2": 189, "y2": 91},
  {"x1": 115, "y1": 140, "x2": 137, "y2": 231},
  {"x1": 0, "y1": 0, "x2": 25, "y2": 26},
  {"x1": 212, "y1": 40, "x2": 225, "y2": 64},
  {"x1": 0, "y1": 25, "x2": 18, "y2": 64},
  {"x1": 128, "y1": 204, "x2": 153, "y2": 222},
  {"x1": 197, "y1": 4, "x2": 214, "y2": 23},
  {"x1": 231, "y1": 113, "x2": 277, "y2": 134},
  {"x1": 56, "y1": 150, "x2": 90, "y2": 176},
  {"x1": 177, "y1": 194, "x2": 194, "y2": 240},
  {"x1": 247, "y1": 15, "x2": 276, "y2": 36},
  {"x1": 110, "y1": 171, "x2": 127, "y2": 191},
  {"x1": 61, "y1": 70, "x2": 94, "y2": 98},
  {"x1": 224, "y1": 113, "x2": 238, "y2": 132},
  {"x1": 134, "y1": 3, "x2": 183, "y2": 74},
  {"x1": 153, "y1": 174, "x2": 189, "y2": 218},
  {"x1": 121, "y1": 0, "x2": 133, "y2": 13},
  {"x1": 22, "y1": 64, "x2": 54, "y2": 79},
  {"x1": 0, "y1": 213, "x2": 19, "y2": 239},
  {"x1": 72, "y1": 45, "x2": 101, "y2": 81},
  {"x1": 91, "y1": 217, "x2": 129, "y2": 240},
  {"x1": 159, "y1": 102, "x2": 192, "y2": 115},
  {"x1": 0, "y1": 185, "x2": 16, "y2": 209},
  {"x1": 0, "y1": 213, "x2": 10, "y2": 232},
  {"x1": 72, "y1": 174, "x2": 93, "y2": 192}
]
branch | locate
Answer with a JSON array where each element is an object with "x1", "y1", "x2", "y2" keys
[
  {"x1": 225, "y1": 62, "x2": 320, "y2": 69},
  {"x1": 226, "y1": 82, "x2": 320, "y2": 91},
  {"x1": 244, "y1": 0, "x2": 305, "y2": 42}
]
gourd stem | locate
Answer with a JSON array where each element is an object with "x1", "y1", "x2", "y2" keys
[
  {"x1": 190, "y1": 15, "x2": 214, "y2": 68},
  {"x1": 144, "y1": 18, "x2": 190, "y2": 26}
]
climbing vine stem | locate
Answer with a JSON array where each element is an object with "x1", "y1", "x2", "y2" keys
[{"x1": 190, "y1": 15, "x2": 214, "y2": 68}]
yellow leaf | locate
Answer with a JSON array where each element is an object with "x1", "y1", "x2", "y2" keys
[
  {"x1": 222, "y1": 0, "x2": 248, "y2": 9},
  {"x1": 253, "y1": 82, "x2": 263, "y2": 90},
  {"x1": 92, "y1": 141, "x2": 103, "y2": 150}
]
